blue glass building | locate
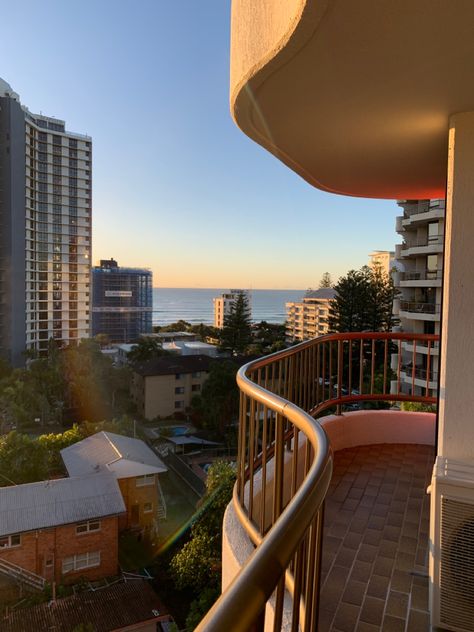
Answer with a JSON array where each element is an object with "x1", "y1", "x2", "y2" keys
[{"x1": 92, "y1": 259, "x2": 152, "y2": 342}]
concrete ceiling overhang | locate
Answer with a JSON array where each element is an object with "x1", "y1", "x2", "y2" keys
[{"x1": 230, "y1": 0, "x2": 474, "y2": 200}]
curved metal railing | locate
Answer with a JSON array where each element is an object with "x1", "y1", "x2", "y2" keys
[{"x1": 197, "y1": 332, "x2": 439, "y2": 631}]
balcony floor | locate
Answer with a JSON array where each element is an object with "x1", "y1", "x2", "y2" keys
[{"x1": 319, "y1": 443, "x2": 434, "y2": 632}]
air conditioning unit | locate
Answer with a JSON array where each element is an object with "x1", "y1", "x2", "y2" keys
[{"x1": 430, "y1": 456, "x2": 474, "y2": 631}]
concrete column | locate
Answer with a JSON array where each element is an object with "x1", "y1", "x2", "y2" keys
[{"x1": 438, "y1": 111, "x2": 474, "y2": 459}]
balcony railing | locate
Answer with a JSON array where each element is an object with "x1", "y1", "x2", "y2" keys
[
  {"x1": 400, "y1": 270, "x2": 442, "y2": 281},
  {"x1": 401, "y1": 235, "x2": 443, "y2": 249},
  {"x1": 197, "y1": 332, "x2": 438, "y2": 632},
  {"x1": 400, "y1": 300, "x2": 440, "y2": 314}
]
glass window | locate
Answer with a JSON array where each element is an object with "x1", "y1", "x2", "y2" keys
[
  {"x1": 428, "y1": 222, "x2": 439, "y2": 241},
  {"x1": 0, "y1": 534, "x2": 21, "y2": 548},
  {"x1": 143, "y1": 502, "x2": 153, "y2": 513},
  {"x1": 136, "y1": 474, "x2": 155, "y2": 487},
  {"x1": 76, "y1": 520, "x2": 100, "y2": 534},
  {"x1": 175, "y1": 386, "x2": 185, "y2": 394}
]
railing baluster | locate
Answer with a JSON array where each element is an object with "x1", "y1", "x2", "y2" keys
[
  {"x1": 348, "y1": 339, "x2": 352, "y2": 396},
  {"x1": 383, "y1": 338, "x2": 388, "y2": 395},
  {"x1": 359, "y1": 338, "x2": 364, "y2": 395},
  {"x1": 370, "y1": 339, "x2": 376, "y2": 394}
]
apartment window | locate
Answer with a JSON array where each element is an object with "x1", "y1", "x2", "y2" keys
[
  {"x1": 191, "y1": 384, "x2": 201, "y2": 392},
  {"x1": 76, "y1": 520, "x2": 100, "y2": 534},
  {"x1": 175, "y1": 400, "x2": 184, "y2": 409},
  {"x1": 175, "y1": 386, "x2": 185, "y2": 394},
  {"x1": 143, "y1": 502, "x2": 153, "y2": 513},
  {"x1": 136, "y1": 474, "x2": 155, "y2": 487},
  {"x1": 0, "y1": 534, "x2": 21, "y2": 549},
  {"x1": 62, "y1": 551, "x2": 100, "y2": 574},
  {"x1": 428, "y1": 222, "x2": 439, "y2": 242},
  {"x1": 191, "y1": 371, "x2": 200, "y2": 378},
  {"x1": 175, "y1": 373, "x2": 182, "y2": 380}
]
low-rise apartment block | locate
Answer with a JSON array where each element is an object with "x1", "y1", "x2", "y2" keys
[
  {"x1": 61, "y1": 431, "x2": 167, "y2": 533},
  {"x1": 0, "y1": 472, "x2": 124, "y2": 585},
  {"x1": 132, "y1": 354, "x2": 212, "y2": 419},
  {"x1": 285, "y1": 288, "x2": 336, "y2": 343},
  {"x1": 392, "y1": 199, "x2": 444, "y2": 397}
]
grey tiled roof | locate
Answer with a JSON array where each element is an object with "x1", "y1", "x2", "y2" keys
[
  {"x1": 61, "y1": 431, "x2": 167, "y2": 479},
  {"x1": 1, "y1": 580, "x2": 171, "y2": 632},
  {"x1": 0, "y1": 471, "x2": 125, "y2": 537}
]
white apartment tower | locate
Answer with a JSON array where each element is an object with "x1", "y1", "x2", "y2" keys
[
  {"x1": 392, "y1": 199, "x2": 444, "y2": 397},
  {"x1": 368, "y1": 250, "x2": 395, "y2": 276},
  {"x1": 0, "y1": 78, "x2": 91, "y2": 365},
  {"x1": 213, "y1": 289, "x2": 251, "y2": 329},
  {"x1": 286, "y1": 288, "x2": 336, "y2": 343}
]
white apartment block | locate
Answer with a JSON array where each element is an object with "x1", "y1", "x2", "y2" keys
[
  {"x1": 0, "y1": 78, "x2": 91, "y2": 364},
  {"x1": 368, "y1": 250, "x2": 395, "y2": 276},
  {"x1": 213, "y1": 289, "x2": 251, "y2": 329},
  {"x1": 392, "y1": 199, "x2": 444, "y2": 397},
  {"x1": 285, "y1": 288, "x2": 336, "y2": 343}
]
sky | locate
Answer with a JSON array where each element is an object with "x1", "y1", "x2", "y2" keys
[{"x1": 1, "y1": 1, "x2": 399, "y2": 289}]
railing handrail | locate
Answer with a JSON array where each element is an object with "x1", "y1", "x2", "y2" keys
[
  {"x1": 198, "y1": 331, "x2": 439, "y2": 631},
  {"x1": 198, "y1": 359, "x2": 333, "y2": 631}
]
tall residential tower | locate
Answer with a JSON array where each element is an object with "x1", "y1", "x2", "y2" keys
[
  {"x1": 0, "y1": 78, "x2": 91, "y2": 365},
  {"x1": 92, "y1": 258, "x2": 152, "y2": 343}
]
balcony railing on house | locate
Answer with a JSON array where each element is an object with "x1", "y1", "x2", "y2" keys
[{"x1": 197, "y1": 332, "x2": 438, "y2": 632}]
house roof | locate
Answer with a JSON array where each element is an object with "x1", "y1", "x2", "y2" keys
[
  {"x1": 61, "y1": 431, "x2": 167, "y2": 479},
  {"x1": 133, "y1": 353, "x2": 213, "y2": 377},
  {"x1": 1, "y1": 580, "x2": 171, "y2": 632},
  {"x1": 0, "y1": 472, "x2": 125, "y2": 537}
]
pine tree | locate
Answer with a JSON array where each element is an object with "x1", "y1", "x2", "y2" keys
[
  {"x1": 219, "y1": 292, "x2": 252, "y2": 354},
  {"x1": 329, "y1": 266, "x2": 397, "y2": 333},
  {"x1": 319, "y1": 272, "x2": 333, "y2": 288}
]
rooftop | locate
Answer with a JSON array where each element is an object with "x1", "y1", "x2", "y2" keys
[
  {"x1": 61, "y1": 431, "x2": 167, "y2": 479},
  {"x1": 133, "y1": 353, "x2": 213, "y2": 377},
  {"x1": 1, "y1": 580, "x2": 171, "y2": 632},
  {"x1": 0, "y1": 472, "x2": 125, "y2": 537}
]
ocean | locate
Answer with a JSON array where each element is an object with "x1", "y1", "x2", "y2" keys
[{"x1": 152, "y1": 288, "x2": 305, "y2": 326}]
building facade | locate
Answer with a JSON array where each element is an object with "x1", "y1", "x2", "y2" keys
[
  {"x1": 132, "y1": 354, "x2": 212, "y2": 419},
  {"x1": 0, "y1": 473, "x2": 124, "y2": 586},
  {"x1": 0, "y1": 78, "x2": 92, "y2": 366},
  {"x1": 285, "y1": 288, "x2": 336, "y2": 343},
  {"x1": 92, "y1": 258, "x2": 152, "y2": 343},
  {"x1": 368, "y1": 250, "x2": 395, "y2": 276},
  {"x1": 392, "y1": 199, "x2": 444, "y2": 397},
  {"x1": 213, "y1": 289, "x2": 251, "y2": 329},
  {"x1": 61, "y1": 431, "x2": 168, "y2": 534}
]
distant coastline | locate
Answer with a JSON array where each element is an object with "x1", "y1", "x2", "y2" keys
[{"x1": 152, "y1": 287, "x2": 305, "y2": 326}]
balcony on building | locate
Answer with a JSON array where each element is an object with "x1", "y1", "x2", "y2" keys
[{"x1": 196, "y1": 3, "x2": 474, "y2": 631}]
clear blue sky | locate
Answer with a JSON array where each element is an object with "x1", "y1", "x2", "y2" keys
[{"x1": 1, "y1": 1, "x2": 398, "y2": 289}]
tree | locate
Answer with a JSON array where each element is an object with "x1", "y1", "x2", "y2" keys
[
  {"x1": 329, "y1": 266, "x2": 397, "y2": 333},
  {"x1": 170, "y1": 461, "x2": 236, "y2": 593},
  {"x1": 219, "y1": 292, "x2": 252, "y2": 354},
  {"x1": 319, "y1": 272, "x2": 333, "y2": 288},
  {"x1": 127, "y1": 337, "x2": 168, "y2": 364},
  {"x1": 190, "y1": 360, "x2": 239, "y2": 438}
]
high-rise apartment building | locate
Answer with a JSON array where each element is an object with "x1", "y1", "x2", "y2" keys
[
  {"x1": 213, "y1": 289, "x2": 251, "y2": 329},
  {"x1": 392, "y1": 199, "x2": 444, "y2": 396},
  {"x1": 92, "y1": 258, "x2": 152, "y2": 343},
  {"x1": 285, "y1": 288, "x2": 336, "y2": 343},
  {"x1": 368, "y1": 250, "x2": 395, "y2": 276},
  {"x1": 0, "y1": 78, "x2": 91, "y2": 365}
]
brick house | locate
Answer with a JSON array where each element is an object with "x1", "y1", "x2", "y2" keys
[
  {"x1": 61, "y1": 432, "x2": 167, "y2": 533},
  {"x1": 0, "y1": 472, "x2": 125, "y2": 585},
  {"x1": 131, "y1": 354, "x2": 213, "y2": 419}
]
